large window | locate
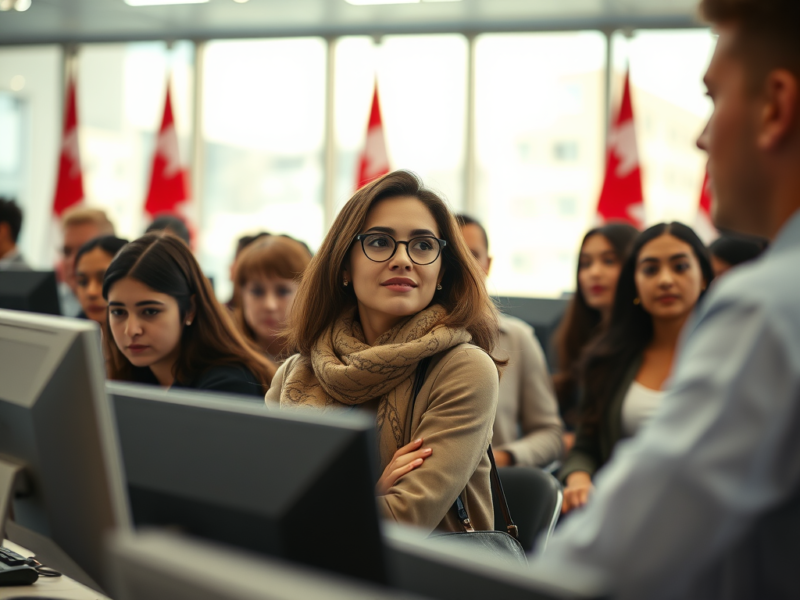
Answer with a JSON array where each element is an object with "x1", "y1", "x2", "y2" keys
[
  {"x1": 0, "y1": 45, "x2": 61, "y2": 267},
  {"x1": 334, "y1": 35, "x2": 468, "y2": 213},
  {"x1": 201, "y1": 38, "x2": 326, "y2": 301},
  {"x1": 474, "y1": 32, "x2": 607, "y2": 297},
  {"x1": 612, "y1": 29, "x2": 715, "y2": 225},
  {"x1": 77, "y1": 42, "x2": 194, "y2": 242}
]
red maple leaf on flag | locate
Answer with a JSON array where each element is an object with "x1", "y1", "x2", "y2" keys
[
  {"x1": 695, "y1": 169, "x2": 718, "y2": 244},
  {"x1": 145, "y1": 83, "x2": 190, "y2": 217},
  {"x1": 596, "y1": 70, "x2": 645, "y2": 229},
  {"x1": 355, "y1": 83, "x2": 390, "y2": 191},
  {"x1": 53, "y1": 76, "x2": 84, "y2": 217}
]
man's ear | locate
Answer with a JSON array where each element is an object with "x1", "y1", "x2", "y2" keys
[{"x1": 758, "y1": 69, "x2": 799, "y2": 151}]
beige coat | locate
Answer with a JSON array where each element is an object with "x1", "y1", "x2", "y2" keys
[{"x1": 267, "y1": 343, "x2": 499, "y2": 534}]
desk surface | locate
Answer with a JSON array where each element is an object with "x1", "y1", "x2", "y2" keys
[{"x1": 0, "y1": 541, "x2": 109, "y2": 600}]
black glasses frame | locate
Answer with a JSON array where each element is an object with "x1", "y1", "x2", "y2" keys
[{"x1": 354, "y1": 233, "x2": 447, "y2": 266}]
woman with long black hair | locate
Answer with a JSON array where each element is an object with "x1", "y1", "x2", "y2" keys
[{"x1": 560, "y1": 222, "x2": 714, "y2": 513}]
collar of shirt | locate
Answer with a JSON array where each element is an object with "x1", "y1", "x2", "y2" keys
[{"x1": 768, "y1": 208, "x2": 800, "y2": 256}]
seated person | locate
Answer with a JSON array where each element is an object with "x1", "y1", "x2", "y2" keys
[
  {"x1": 457, "y1": 214, "x2": 563, "y2": 468},
  {"x1": 145, "y1": 213, "x2": 192, "y2": 247},
  {"x1": 560, "y1": 222, "x2": 713, "y2": 513},
  {"x1": 551, "y1": 223, "x2": 639, "y2": 451},
  {"x1": 74, "y1": 235, "x2": 129, "y2": 324},
  {"x1": 232, "y1": 235, "x2": 312, "y2": 361},
  {"x1": 267, "y1": 170, "x2": 503, "y2": 533},
  {"x1": 0, "y1": 197, "x2": 30, "y2": 270},
  {"x1": 103, "y1": 232, "x2": 276, "y2": 398},
  {"x1": 708, "y1": 233, "x2": 767, "y2": 277},
  {"x1": 226, "y1": 231, "x2": 270, "y2": 309}
]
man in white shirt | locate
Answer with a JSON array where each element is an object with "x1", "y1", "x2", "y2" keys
[
  {"x1": 531, "y1": 1, "x2": 800, "y2": 598},
  {"x1": 0, "y1": 198, "x2": 30, "y2": 271},
  {"x1": 458, "y1": 214, "x2": 563, "y2": 468}
]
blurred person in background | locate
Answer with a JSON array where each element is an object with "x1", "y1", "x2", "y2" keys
[
  {"x1": 233, "y1": 235, "x2": 312, "y2": 361},
  {"x1": 74, "y1": 236, "x2": 129, "y2": 324},
  {"x1": 457, "y1": 214, "x2": 563, "y2": 468},
  {"x1": 551, "y1": 223, "x2": 639, "y2": 451},
  {"x1": 559, "y1": 222, "x2": 713, "y2": 514},
  {"x1": 60, "y1": 207, "x2": 115, "y2": 317},
  {"x1": 708, "y1": 232, "x2": 767, "y2": 276},
  {"x1": 103, "y1": 233, "x2": 275, "y2": 399},
  {"x1": 145, "y1": 212, "x2": 192, "y2": 247},
  {"x1": 0, "y1": 197, "x2": 29, "y2": 270},
  {"x1": 226, "y1": 231, "x2": 271, "y2": 309}
]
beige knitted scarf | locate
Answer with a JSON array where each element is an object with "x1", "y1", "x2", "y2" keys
[{"x1": 279, "y1": 304, "x2": 471, "y2": 465}]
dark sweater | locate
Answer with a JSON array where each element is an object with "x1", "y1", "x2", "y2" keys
[{"x1": 132, "y1": 364, "x2": 265, "y2": 400}]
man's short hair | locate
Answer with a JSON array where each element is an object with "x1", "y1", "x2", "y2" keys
[
  {"x1": 62, "y1": 206, "x2": 115, "y2": 235},
  {"x1": 0, "y1": 197, "x2": 22, "y2": 243},
  {"x1": 700, "y1": 0, "x2": 800, "y2": 78},
  {"x1": 455, "y1": 214, "x2": 489, "y2": 253}
]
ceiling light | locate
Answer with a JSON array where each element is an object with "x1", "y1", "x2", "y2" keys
[
  {"x1": 345, "y1": 0, "x2": 420, "y2": 5},
  {"x1": 124, "y1": 0, "x2": 210, "y2": 6},
  {"x1": 14, "y1": 0, "x2": 31, "y2": 10}
]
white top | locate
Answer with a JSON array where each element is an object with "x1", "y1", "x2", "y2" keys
[
  {"x1": 621, "y1": 380, "x2": 664, "y2": 437},
  {"x1": 534, "y1": 209, "x2": 800, "y2": 600}
]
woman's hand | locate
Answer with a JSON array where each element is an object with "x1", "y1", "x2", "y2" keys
[
  {"x1": 376, "y1": 438, "x2": 432, "y2": 496},
  {"x1": 562, "y1": 470, "x2": 593, "y2": 514}
]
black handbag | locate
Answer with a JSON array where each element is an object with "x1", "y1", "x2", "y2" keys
[{"x1": 406, "y1": 358, "x2": 528, "y2": 565}]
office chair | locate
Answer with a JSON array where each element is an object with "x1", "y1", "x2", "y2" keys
[{"x1": 492, "y1": 467, "x2": 563, "y2": 553}]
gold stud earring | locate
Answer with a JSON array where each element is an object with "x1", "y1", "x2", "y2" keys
[
  {"x1": 633, "y1": 298, "x2": 640, "y2": 305},
  {"x1": 437, "y1": 283, "x2": 443, "y2": 291},
  {"x1": 185, "y1": 320, "x2": 192, "y2": 326},
  {"x1": 343, "y1": 279, "x2": 349, "y2": 287}
]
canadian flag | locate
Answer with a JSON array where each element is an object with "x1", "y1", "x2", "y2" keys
[
  {"x1": 695, "y1": 169, "x2": 718, "y2": 244},
  {"x1": 144, "y1": 81, "x2": 191, "y2": 217},
  {"x1": 596, "y1": 70, "x2": 645, "y2": 229},
  {"x1": 53, "y1": 75, "x2": 84, "y2": 216},
  {"x1": 355, "y1": 82, "x2": 390, "y2": 190}
]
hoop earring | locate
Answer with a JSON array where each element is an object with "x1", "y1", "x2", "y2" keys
[
  {"x1": 343, "y1": 279, "x2": 349, "y2": 287},
  {"x1": 437, "y1": 283, "x2": 443, "y2": 291}
]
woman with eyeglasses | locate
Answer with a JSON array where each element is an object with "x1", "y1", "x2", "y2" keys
[{"x1": 266, "y1": 170, "x2": 503, "y2": 534}]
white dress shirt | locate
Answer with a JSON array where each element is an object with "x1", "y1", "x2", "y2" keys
[{"x1": 533, "y1": 209, "x2": 800, "y2": 600}]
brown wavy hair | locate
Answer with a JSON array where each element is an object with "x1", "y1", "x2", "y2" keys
[
  {"x1": 232, "y1": 235, "x2": 312, "y2": 349},
  {"x1": 102, "y1": 233, "x2": 276, "y2": 390},
  {"x1": 552, "y1": 223, "x2": 639, "y2": 413},
  {"x1": 287, "y1": 170, "x2": 503, "y2": 363}
]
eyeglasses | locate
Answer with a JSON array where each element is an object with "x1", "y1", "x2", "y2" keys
[{"x1": 354, "y1": 233, "x2": 446, "y2": 266}]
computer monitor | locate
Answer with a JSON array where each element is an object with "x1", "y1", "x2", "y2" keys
[
  {"x1": 0, "y1": 271, "x2": 61, "y2": 316},
  {"x1": 108, "y1": 382, "x2": 388, "y2": 585},
  {"x1": 493, "y1": 296, "x2": 569, "y2": 371},
  {"x1": 109, "y1": 529, "x2": 412, "y2": 600},
  {"x1": 0, "y1": 309, "x2": 131, "y2": 593},
  {"x1": 383, "y1": 523, "x2": 610, "y2": 600}
]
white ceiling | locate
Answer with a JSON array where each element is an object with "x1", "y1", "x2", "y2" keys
[{"x1": 0, "y1": 0, "x2": 704, "y2": 45}]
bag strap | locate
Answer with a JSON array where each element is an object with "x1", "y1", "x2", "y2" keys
[
  {"x1": 404, "y1": 357, "x2": 432, "y2": 447},
  {"x1": 408, "y1": 358, "x2": 519, "y2": 540},
  {"x1": 487, "y1": 446, "x2": 519, "y2": 539}
]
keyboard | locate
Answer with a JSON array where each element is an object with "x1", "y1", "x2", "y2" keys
[{"x1": 0, "y1": 546, "x2": 39, "y2": 586}]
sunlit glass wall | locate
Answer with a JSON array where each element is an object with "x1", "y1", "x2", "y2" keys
[{"x1": 3, "y1": 28, "x2": 716, "y2": 299}]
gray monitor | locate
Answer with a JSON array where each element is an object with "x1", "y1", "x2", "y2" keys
[
  {"x1": 0, "y1": 271, "x2": 61, "y2": 316},
  {"x1": 109, "y1": 529, "x2": 420, "y2": 600},
  {"x1": 107, "y1": 382, "x2": 388, "y2": 584},
  {"x1": 383, "y1": 524, "x2": 610, "y2": 600},
  {"x1": 0, "y1": 309, "x2": 131, "y2": 593}
]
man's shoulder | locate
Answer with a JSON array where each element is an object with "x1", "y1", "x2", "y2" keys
[{"x1": 498, "y1": 312, "x2": 535, "y2": 337}]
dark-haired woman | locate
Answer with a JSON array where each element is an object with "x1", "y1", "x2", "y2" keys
[
  {"x1": 103, "y1": 233, "x2": 276, "y2": 398},
  {"x1": 552, "y1": 223, "x2": 639, "y2": 449},
  {"x1": 266, "y1": 170, "x2": 503, "y2": 534},
  {"x1": 74, "y1": 235, "x2": 129, "y2": 325},
  {"x1": 560, "y1": 222, "x2": 714, "y2": 514}
]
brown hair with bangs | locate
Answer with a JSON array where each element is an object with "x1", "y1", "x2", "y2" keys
[
  {"x1": 287, "y1": 170, "x2": 503, "y2": 362},
  {"x1": 102, "y1": 233, "x2": 276, "y2": 390},
  {"x1": 232, "y1": 235, "x2": 312, "y2": 347}
]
